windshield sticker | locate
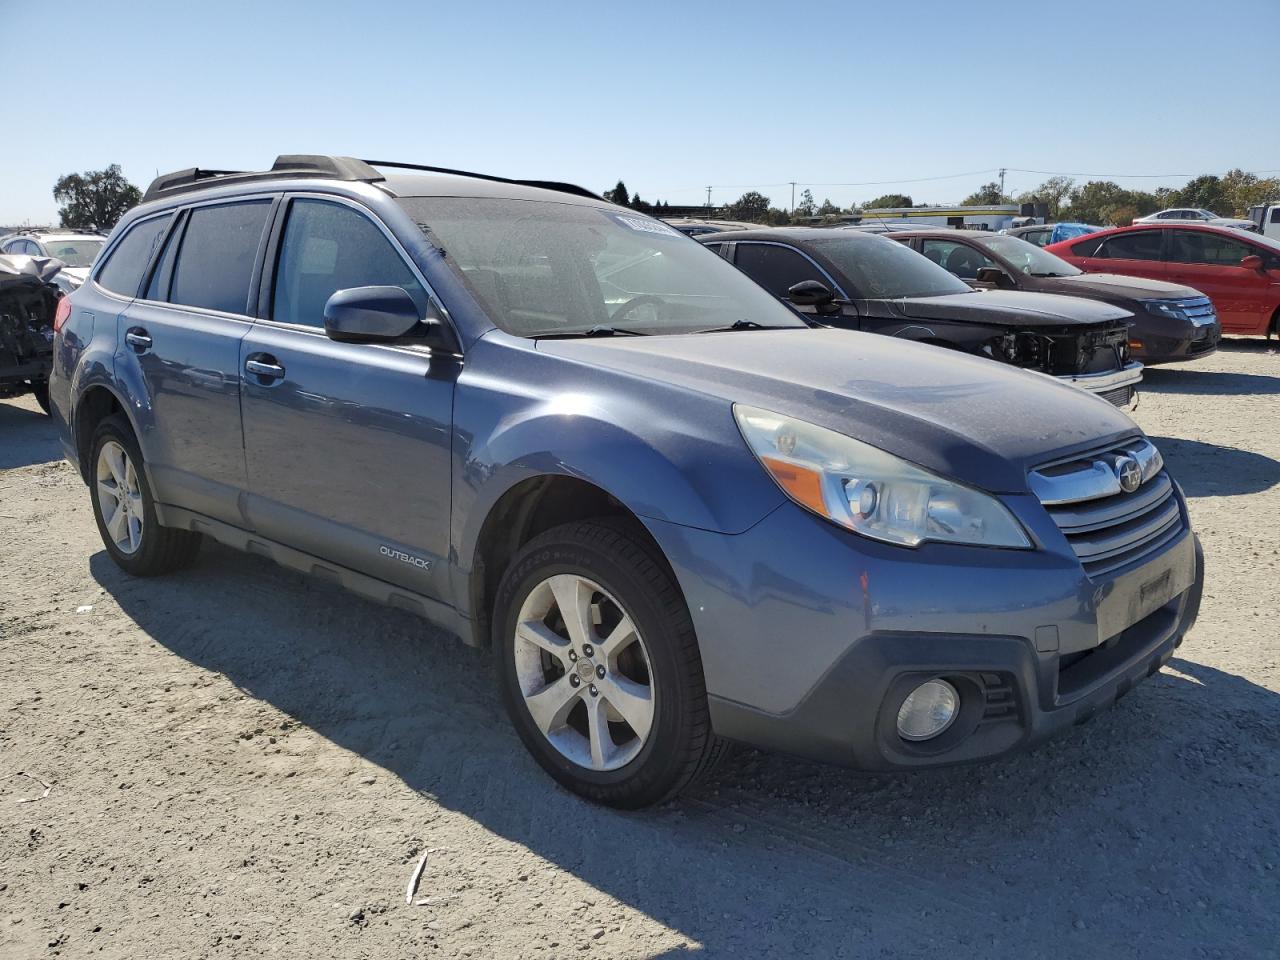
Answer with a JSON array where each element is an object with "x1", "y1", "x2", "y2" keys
[{"x1": 608, "y1": 212, "x2": 682, "y2": 238}]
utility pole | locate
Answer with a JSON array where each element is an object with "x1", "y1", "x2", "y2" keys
[
  {"x1": 790, "y1": 181, "x2": 796, "y2": 211},
  {"x1": 706, "y1": 186, "x2": 712, "y2": 215},
  {"x1": 999, "y1": 167, "x2": 1006, "y2": 201}
]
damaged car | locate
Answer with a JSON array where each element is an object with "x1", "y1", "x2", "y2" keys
[
  {"x1": 701, "y1": 228, "x2": 1144, "y2": 407},
  {"x1": 0, "y1": 254, "x2": 64, "y2": 414}
]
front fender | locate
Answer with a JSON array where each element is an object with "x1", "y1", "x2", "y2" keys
[{"x1": 449, "y1": 339, "x2": 786, "y2": 582}]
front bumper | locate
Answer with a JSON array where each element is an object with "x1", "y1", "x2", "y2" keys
[
  {"x1": 647, "y1": 494, "x2": 1203, "y2": 773},
  {"x1": 1053, "y1": 361, "x2": 1143, "y2": 408},
  {"x1": 1132, "y1": 324, "x2": 1221, "y2": 365}
]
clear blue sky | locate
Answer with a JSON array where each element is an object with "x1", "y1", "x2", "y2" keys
[{"x1": 2, "y1": 0, "x2": 1277, "y2": 224}]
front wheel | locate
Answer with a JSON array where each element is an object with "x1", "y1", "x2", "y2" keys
[{"x1": 493, "y1": 520, "x2": 725, "y2": 808}]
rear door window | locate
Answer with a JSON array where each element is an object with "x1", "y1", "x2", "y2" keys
[
  {"x1": 169, "y1": 200, "x2": 272, "y2": 314},
  {"x1": 733, "y1": 243, "x2": 829, "y2": 298},
  {"x1": 271, "y1": 199, "x2": 422, "y2": 328},
  {"x1": 1094, "y1": 231, "x2": 1163, "y2": 261},
  {"x1": 95, "y1": 214, "x2": 173, "y2": 298}
]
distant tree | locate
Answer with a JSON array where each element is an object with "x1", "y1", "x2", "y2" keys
[
  {"x1": 630, "y1": 192, "x2": 654, "y2": 214},
  {"x1": 1061, "y1": 180, "x2": 1159, "y2": 225},
  {"x1": 729, "y1": 190, "x2": 770, "y2": 222},
  {"x1": 53, "y1": 164, "x2": 141, "y2": 230},
  {"x1": 863, "y1": 193, "x2": 913, "y2": 210},
  {"x1": 1174, "y1": 175, "x2": 1228, "y2": 215},
  {"x1": 604, "y1": 180, "x2": 631, "y2": 206},
  {"x1": 1015, "y1": 176, "x2": 1074, "y2": 219},
  {"x1": 793, "y1": 188, "x2": 816, "y2": 218},
  {"x1": 1221, "y1": 168, "x2": 1280, "y2": 216},
  {"x1": 962, "y1": 182, "x2": 1005, "y2": 205},
  {"x1": 764, "y1": 207, "x2": 792, "y2": 226},
  {"x1": 817, "y1": 198, "x2": 842, "y2": 216}
]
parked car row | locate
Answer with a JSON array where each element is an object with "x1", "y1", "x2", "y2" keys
[
  {"x1": 0, "y1": 228, "x2": 105, "y2": 294},
  {"x1": 699, "y1": 228, "x2": 1145, "y2": 406},
  {"x1": 49, "y1": 155, "x2": 1204, "y2": 807}
]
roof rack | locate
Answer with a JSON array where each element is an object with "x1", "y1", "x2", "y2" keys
[
  {"x1": 142, "y1": 155, "x2": 385, "y2": 202},
  {"x1": 361, "y1": 160, "x2": 602, "y2": 201},
  {"x1": 142, "y1": 155, "x2": 603, "y2": 204}
]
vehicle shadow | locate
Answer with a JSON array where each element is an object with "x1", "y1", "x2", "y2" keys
[
  {"x1": 90, "y1": 544, "x2": 1280, "y2": 958},
  {"x1": 1147, "y1": 434, "x2": 1280, "y2": 497},
  {"x1": 0, "y1": 397, "x2": 63, "y2": 469},
  {"x1": 1140, "y1": 365, "x2": 1280, "y2": 396}
]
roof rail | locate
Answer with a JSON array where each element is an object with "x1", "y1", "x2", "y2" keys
[
  {"x1": 142, "y1": 155, "x2": 384, "y2": 203},
  {"x1": 361, "y1": 160, "x2": 602, "y2": 201}
]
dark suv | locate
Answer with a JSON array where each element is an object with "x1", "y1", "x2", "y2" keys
[{"x1": 51, "y1": 156, "x2": 1203, "y2": 807}]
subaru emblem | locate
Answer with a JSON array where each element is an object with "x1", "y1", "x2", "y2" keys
[{"x1": 1115, "y1": 456, "x2": 1142, "y2": 493}]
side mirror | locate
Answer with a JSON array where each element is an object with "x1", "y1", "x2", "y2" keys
[
  {"x1": 1240, "y1": 254, "x2": 1265, "y2": 271},
  {"x1": 324, "y1": 285, "x2": 427, "y2": 344},
  {"x1": 975, "y1": 266, "x2": 1014, "y2": 288},
  {"x1": 787, "y1": 279, "x2": 836, "y2": 307}
]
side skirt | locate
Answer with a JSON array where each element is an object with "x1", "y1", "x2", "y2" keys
[{"x1": 156, "y1": 504, "x2": 476, "y2": 645}]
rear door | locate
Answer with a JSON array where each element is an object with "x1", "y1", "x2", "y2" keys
[
  {"x1": 1166, "y1": 229, "x2": 1271, "y2": 333},
  {"x1": 1079, "y1": 229, "x2": 1167, "y2": 282},
  {"x1": 239, "y1": 195, "x2": 457, "y2": 600},
  {"x1": 115, "y1": 199, "x2": 273, "y2": 524}
]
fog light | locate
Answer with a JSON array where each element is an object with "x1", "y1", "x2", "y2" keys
[{"x1": 896, "y1": 679, "x2": 959, "y2": 741}]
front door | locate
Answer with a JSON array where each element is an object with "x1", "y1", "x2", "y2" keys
[
  {"x1": 1165, "y1": 229, "x2": 1272, "y2": 333},
  {"x1": 239, "y1": 196, "x2": 457, "y2": 600},
  {"x1": 117, "y1": 199, "x2": 274, "y2": 525}
]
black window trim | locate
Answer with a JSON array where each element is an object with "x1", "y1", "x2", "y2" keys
[
  {"x1": 90, "y1": 209, "x2": 182, "y2": 303},
  {"x1": 255, "y1": 191, "x2": 462, "y2": 355},
  {"x1": 730, "y1": 240, "x2": 850, "y2": 300}
]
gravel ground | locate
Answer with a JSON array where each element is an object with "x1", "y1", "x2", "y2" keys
[{"x1": 2, "y1": 340, "x2": 1278, "y2": 960}]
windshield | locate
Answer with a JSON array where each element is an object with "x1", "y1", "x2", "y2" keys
[
  {"x1": 396, "y1": 197, "x2": 805, "y2": 337},
  {"x1": 40, "y1": 238, "x2": 103, "y2": 268},
  {"x1": 978, "y1": 234, "x2": 1082, "y2": 277},
  {"x1": 807, "y1": 236, "x2": 974, "y2": 299}
]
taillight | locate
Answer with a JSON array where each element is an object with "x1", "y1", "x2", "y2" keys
[{"x1": 53, "y1": 295, "x2": 72, "y2": 334}]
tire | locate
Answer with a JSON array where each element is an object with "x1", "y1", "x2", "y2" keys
[
  {"x1": 29, "y1": 380, "x2": 50, "y2": 415},
  {"x1": 89, "y1": 415, "x2": 202, "y2": 576},
  {"x1": 493, "y1": 520, "x2": 726, "y2": 808}
]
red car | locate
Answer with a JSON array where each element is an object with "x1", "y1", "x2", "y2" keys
[{"x1": 1046, "y1": 223, "x2": 1280, "y2": 336}]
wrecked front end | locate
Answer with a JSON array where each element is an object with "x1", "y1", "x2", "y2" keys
[
  {"x1": 987, "y1": 321, "x2": 1142, "y2": 408},
  {"x1": 0, "y1": 255, "x2": 64, "y2": 410}
]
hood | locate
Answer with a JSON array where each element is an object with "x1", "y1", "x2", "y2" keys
[
  {"x1": 1054, "y1": 272, "x2": 1203, "y2": 300},
  {"x1": 537, "y1": 329, "x2": 1138, "y2": 493},
  {"x1": 0, "y1": 254, "x2": 64, "y2": 290},
  {"x1": 887, "y1": 289, "x2": 1132, "y2": 328}
]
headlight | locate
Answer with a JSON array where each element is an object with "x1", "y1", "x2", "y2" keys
[
  {"x1": 734, "y1": 405, "x2": 1031, "y2": 549},
  {"x1": 1144, "y1": 300, "x2": 1188, "y2": 320}
]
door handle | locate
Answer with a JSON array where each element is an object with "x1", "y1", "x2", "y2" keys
[
  {"x1": 245, "y1": 357, "x2": 286, "y2": 382},
  {"x1": 125, "y1": 328, "x2": 152, "y2": 351}
]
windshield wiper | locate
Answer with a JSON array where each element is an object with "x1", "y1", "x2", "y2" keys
[
  {"x1": 534, "y1": 325, "x2": 649, "y2": 339},
  {"x1": 694, "y1": 319, "x2": 792, "y2": 334}
]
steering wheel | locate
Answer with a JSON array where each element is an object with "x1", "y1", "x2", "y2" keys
[{"x1": 610, "y1": 295, "x2": 668, "y2": 323}]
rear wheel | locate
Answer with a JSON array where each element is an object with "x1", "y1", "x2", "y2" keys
[
  {"x1": 493, "y1": 520, "x2": 725, "y2": 808},
  {"x1": 89, "y1": 415, "x2": 202, "y2": 576}
]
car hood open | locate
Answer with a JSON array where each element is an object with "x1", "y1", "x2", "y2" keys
[
  {"x1": 882, "y1": 289, "x2": 1133, "y2": 328},
  {"x1": 538, "y1": 328, "x2": 1138, "y2": 493},
  {"x1": 1052, "y1": 272, "x2": 1204, "y2": 300}
]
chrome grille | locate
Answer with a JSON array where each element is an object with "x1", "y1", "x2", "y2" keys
[
  {"x1": 1178, "y1": 296, "x2": 1216, "y2": 325},
  {"x1": 1029, "y1": 438, "x2": 1184, "y2": 579}
]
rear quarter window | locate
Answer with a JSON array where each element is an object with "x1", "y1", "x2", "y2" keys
[{"x1": 95, "y1": 215, "x2": 173, "y2": 297}]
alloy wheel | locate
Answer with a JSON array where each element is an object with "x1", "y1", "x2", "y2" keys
[
  {"x1": 96, "y1": 440, "x2": 144, "y2": 555},
  {"x1": 512, "y1": 574, "x2": 655, "y2": 771}
]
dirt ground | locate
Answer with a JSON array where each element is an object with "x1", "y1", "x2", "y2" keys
[{"x1": 2, "y1": 340, "x2": 1278, "y2": 960}]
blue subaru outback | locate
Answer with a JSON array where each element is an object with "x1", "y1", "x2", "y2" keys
[{"x1": 49, "y1": 156, "x2": 1203, "y2": 807}]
